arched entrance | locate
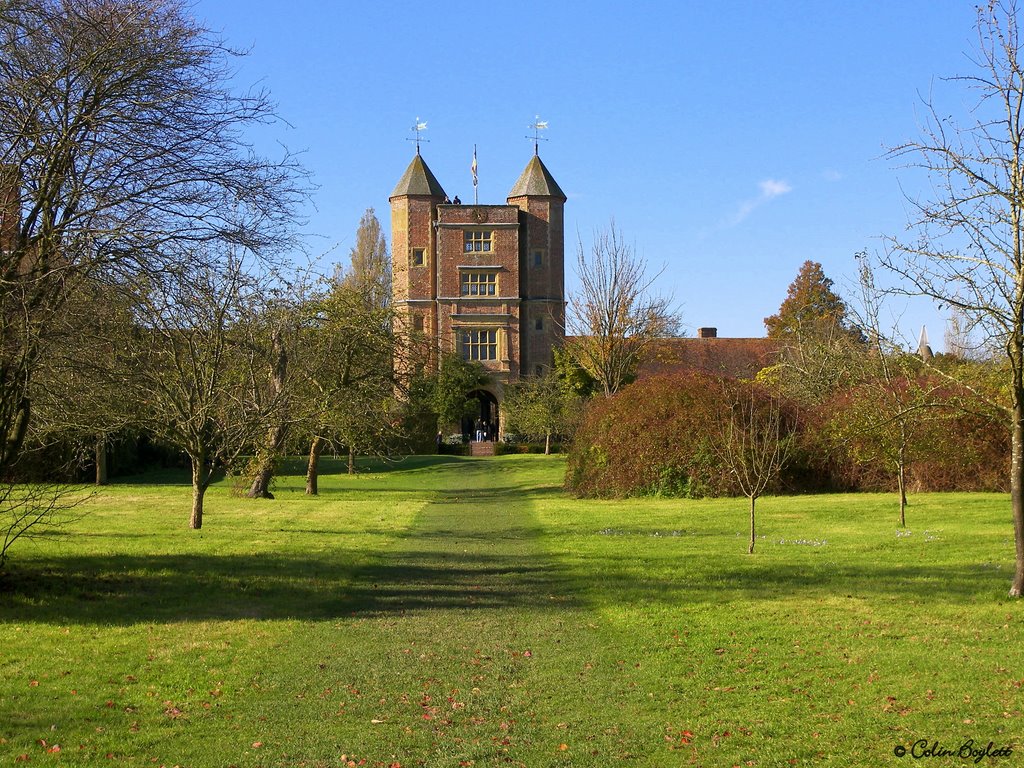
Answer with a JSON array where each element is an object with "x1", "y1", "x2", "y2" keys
[{"x1": 462, "y1": 389, "x2": 500, "y2": 442}]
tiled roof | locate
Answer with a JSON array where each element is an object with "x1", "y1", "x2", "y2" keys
[
  {"x1": 639, "y1": 337, "x2": 780, "y2": 380},
  {"x1": 507, "y1": 154, "x2": 566, "y2": 201},
  {"x1": 390, "y1": 154, "x2": 447, "y2": 199}
]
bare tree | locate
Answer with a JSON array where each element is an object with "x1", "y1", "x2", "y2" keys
[
  {"x1": 881, "y1": 0, "x2": 1024, "y2": 595},
  {"x1": 713, "y1": 383, "x2": 796, "y2": 554},
  {"x1": 0, "y1": 0, "x2": 305, "y2": 476},
  {"x1": 0, "y1": 483, "x2": 88, "y2": 569},
  {"x1": 565, "y1": 222, "x2": 680, "y2": 396},
  {"x1": 120, "y1": 259, "x2": 278, "y2": 529},
  {"x1": 296, "y1": 279, "x2": 407, "y2": 491}
]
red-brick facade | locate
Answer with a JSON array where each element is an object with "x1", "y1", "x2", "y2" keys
[{"x1": 390, "y1": 151, "x2": 566, "y2": 415}]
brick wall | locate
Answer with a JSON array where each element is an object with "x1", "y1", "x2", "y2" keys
[{"x1": 435, "y1": 205, "x2": 521, "y2": 377}]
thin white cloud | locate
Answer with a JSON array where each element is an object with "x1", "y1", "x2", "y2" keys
[
  {"x1": 759, "y1": 179, "x2": 792, "y2": 198},
  {"x1": 727, "y1": 178, "x2": 792, "y2": 226},
  {"x1": 822, "y1": 168, "x2": 843, "y2": 182}
]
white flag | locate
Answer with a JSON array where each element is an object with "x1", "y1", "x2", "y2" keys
[{"x1": 471, "y1": 146, "x2": 478, "y2": 187}]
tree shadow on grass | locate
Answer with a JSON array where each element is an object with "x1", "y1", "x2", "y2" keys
[
  {"x1": 0, "y1": 546, "x2": 584, "y2": 626},
  {"x1": 0, "y1": 549, "x2": 1007, "y2": 628},
  {"x1": 566, "y1": 551, "x2": 1011, "y2": 604}
]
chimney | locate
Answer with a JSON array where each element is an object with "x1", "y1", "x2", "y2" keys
[{"x1": 697, "y1": 327, "x2": 718, "y2": 339}]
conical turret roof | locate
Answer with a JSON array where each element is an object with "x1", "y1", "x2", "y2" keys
[
  {"x1": 508, "y1": 153, "x2": 566, "y2": 201},
  {"x1": 390, "y1": 153, "x2": 447, "y2": 199}
]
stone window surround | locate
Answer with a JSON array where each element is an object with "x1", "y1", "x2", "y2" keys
[
  {"x1": 459, "y1": 327, "x2": 498, "y2": 361},
  {"x1": 461, "y1": 271, "x2": 497, "y2": 296},
  {"x1": 463, "y1": 230, "x2": 493, "y2": 253}
]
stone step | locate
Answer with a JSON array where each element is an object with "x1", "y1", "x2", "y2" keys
[{"x1": 470, "y1": 441, "x2": 495, "y2": 457}]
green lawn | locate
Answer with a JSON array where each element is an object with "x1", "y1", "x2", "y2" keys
[{"x1": 0, "y1": 455, "x2": 1021, "y2": 767}]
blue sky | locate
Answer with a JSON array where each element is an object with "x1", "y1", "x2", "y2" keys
[{"x1": 193, "y1": 0, "x2": 983, "y2": 347}]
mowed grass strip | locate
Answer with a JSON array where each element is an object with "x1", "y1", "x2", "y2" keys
[{"x1": 0, "y1": 455, "x2": 1021, "y2": 767}]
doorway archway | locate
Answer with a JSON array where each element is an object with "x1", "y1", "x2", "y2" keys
[{"x1": 462, "y1": 389, "x2": 500, "y2": 441}]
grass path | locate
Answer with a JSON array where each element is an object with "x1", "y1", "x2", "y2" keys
[
  {"x1": 1, "y1": 455, "x2": 1023, "y2": 766},
  {"x1": 314, "y1": 459, "x2": 597, "y2": 765}
]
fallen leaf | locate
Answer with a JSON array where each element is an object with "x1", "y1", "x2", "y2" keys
[
  {"x1": 251, "y1": 742, "x2": 262, "y2": 748},
  {"x1": 558, "y1": 743, "x2": 569, "y2": 751}
]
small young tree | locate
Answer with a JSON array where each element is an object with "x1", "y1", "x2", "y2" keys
[
  {"x1": 829, "y1": 255, "x2": 948, "y2": 526},
  {"x1": 502, "y1": 373, "x2": 582, "y2": 454},
  {"x1": 826, "y1": 375, "x2": 937, "y2": 526},
  {"x1": 121, "y1": 259, "x2": 276, "y2": 529},
  {"x1": 712, "y1": 382, "x2": 797, "y2": 554},
  {"x1": 565, "y1": 222, "x2": 680, "y2": 396}
]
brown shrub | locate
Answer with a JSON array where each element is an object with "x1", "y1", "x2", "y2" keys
[{"x1": 565, "y1": 373, "x2": 817, "y2": 498}]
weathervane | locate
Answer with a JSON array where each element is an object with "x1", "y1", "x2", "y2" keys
[
  {"x1": 527, "y1": 115, "x2": 549, "y2": 155},
  {"x1": 408, "y1": 117, "x2": 429, "y2": 154}
]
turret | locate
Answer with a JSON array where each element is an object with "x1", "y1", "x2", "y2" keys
[
  {"x1": 390, "y1": 152, "x2": 446, "y2": 345},
  {"x1": 507, "y1": 152, "x2": 566, "y2": 375}
]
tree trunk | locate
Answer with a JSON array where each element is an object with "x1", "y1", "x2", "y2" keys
[
  {"x1": 748, "y1": 495, "x2": 756, "y2": 554},
  {"x1": 897, "y1": 459, "x2": 907, "y2": 529},
  {"x1": 1011, "y1": 403, "x2": 1024, "y2": 596},
  {"x1": 544, "y1": 430, "x2": 551, "y2": 455},
  {"x1": 306, "y1": 435, "x2": 324, "y2": 495},
  {"x1": 246, "y1": 328, "x2": 288, "y2": 499},
  {"x1": 348, "y1": 445, "x2": 355, "y2": 475},
  {"x1": 95, "y1": 437, "x2": 108, "y2": 486},
  {"x1": 897, "y1": 426, "x2": 908, "y2": 527},
  {"x1": 190, "y1": 455, "x2": 208, "y2": 530},
  {"x1": 246, "y1": 422, "x2": 286, "y2": 499}
]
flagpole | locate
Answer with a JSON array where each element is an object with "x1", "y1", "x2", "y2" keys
[{"x1": 472, "y1": 144, "x2": 478, "y2": 205}]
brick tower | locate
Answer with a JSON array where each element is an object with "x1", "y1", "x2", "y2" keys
[{"x1": 389, "y1": 148, "x2": 566, "y2": 434}]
